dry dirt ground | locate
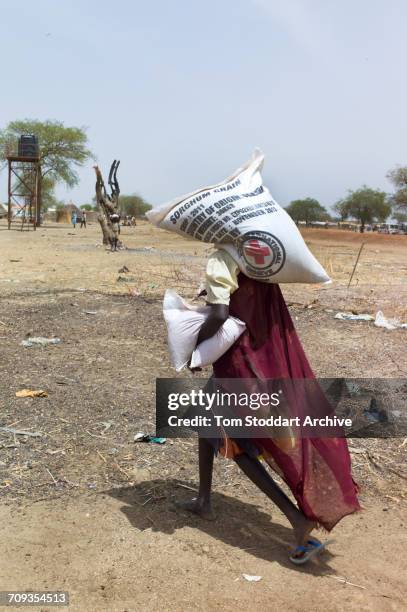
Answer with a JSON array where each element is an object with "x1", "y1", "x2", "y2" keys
[{"x1": 0, "y1": 221, "x2": 406, "y2": 611}]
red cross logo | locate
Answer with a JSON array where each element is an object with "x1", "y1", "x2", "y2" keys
[{"x1": 243, "y1": 239, "x2": 271, "y2": 265}]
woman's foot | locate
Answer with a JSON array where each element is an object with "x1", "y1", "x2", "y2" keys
[
  {"x1": 176, "y1": 497, "x2": 215, "y2": 521},
  {"x1": 291, "y1": 517, "x2": 318, "y2": 559}
]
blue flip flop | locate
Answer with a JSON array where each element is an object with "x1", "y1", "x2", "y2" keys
[{"x1": 289, "y1": 538, "x2": 333, "y2": 565}]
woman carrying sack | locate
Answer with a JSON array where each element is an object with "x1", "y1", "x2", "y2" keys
[{"x1": 179, "y1": 248, "x2": 360, "y2": 565}]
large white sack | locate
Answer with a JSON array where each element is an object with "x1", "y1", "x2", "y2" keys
[
  {"x1": 147, "y1": 150, "x2": 330, "y2": 284},
  {"x1": 163, "y1": 290, "x2": 246, "y2": 371}
]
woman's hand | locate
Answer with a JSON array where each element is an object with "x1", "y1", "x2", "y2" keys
[{"x1": 187, "y1": 304, "x2": 229, "y2": 373}]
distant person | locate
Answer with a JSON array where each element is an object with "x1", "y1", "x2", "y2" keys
[
  {"x1": 109, "y1": 212, "x2": 120, "y2": 251},
  {"x1": 80, "y1": 211, "x2": 87, "y2": 228},
  {"x1": 71, "y1": 211, "x2": 77, "y2": 228}
]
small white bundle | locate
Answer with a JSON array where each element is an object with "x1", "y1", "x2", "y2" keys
[{"x1": 163, "y1": 290, "x2": 246, "y2": 371}]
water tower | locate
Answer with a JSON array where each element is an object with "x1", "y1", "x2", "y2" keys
[{"x1": 7, "y1": 135, "x2": 41, "y2": 230}]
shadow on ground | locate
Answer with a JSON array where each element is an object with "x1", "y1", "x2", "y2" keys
[{"x1": 105, "y1": 478, "x2": 334, "y2": 575}]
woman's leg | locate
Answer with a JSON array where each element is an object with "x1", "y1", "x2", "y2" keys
[
  {"x1": 234, "y1": 453, "x2": 316, "y2": 547},
  {"x1": 178, "y1": 437, "x2": 215, "y2": 520}
]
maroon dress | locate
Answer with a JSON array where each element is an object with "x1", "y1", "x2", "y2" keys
[{"x1": 213, "y1": 273, "x2": 360, "y2": 531}]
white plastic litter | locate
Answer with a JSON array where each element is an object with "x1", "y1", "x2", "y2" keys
[
  {"x1": 147, "y1": 150, "x2": 330, "y2": 284},
  {"x1": 374, "y1": 311, "x2": 407, "y2": 330},
  {"x1": 22, "y1": 336, "x2": 62, "y2": 347},
  {"x1": 334, "y1": 313, "x2": 374, "y2": 322},
  {"x1": 134, "y1": 432, "x2": 147, "y2": 442},
  {"x1": 163, "y1": 290, "x2": 246, "y2": 371},
  {"x1": 242, "y1": 574, "x2": 262, "y2": 582}
]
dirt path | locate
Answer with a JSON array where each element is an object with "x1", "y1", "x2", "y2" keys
[{"x1": 0, "y1": 492, "x2": 405, "y2": 611}]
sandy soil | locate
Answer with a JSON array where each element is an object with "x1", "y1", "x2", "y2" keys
[{"x1": 0, "y1": 221, "x2": 406, "y2": 611}]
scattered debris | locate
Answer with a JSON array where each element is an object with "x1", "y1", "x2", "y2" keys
[
  {"x1": 149, "y1": 437, "x2": 167, "y2": 444},
  {"x1": 0, "y1": 427, "x2": 42, "y2": 437},
  {"x1": 363, "y1": 398, "x2": 388, "y2": 423},
  {"x1": 15, "y1": 389, "x2": 48, "y2": 398},
  {"x1": 117, "y1": 275, "x2": 137, "y2": 283},
  {"x1": 83, "y1": 310, "x2": 98, "y2": 315},
  {"x1": 134, "y1": 432, "x2": 166, "y2": 444},
  {"x1": 325, "y1": 575, "x2": 366, "y2": 590},
  {"x1": 304, "y1": 299, "x2": 319, "y2": 309},
  {"x1": 22, "y1": 336, "x2": 61, "y2": 348},
  {"x1": 45, "y1": 467, "x2": 58, "y2": 484},
  {"x1": 97, "y1": 451, "x2": 107, "y2": 463},
  {"x1": 118, "y1": 265, "x2": 130, "y2": 273},
  {"x1": 128, "y1": 287, "x2": 141, "y2": 297},
  {"x1": 177, "y1": 483, "x2": 198, "y2": 492},
  {"x1": 334, "y1": 312, "x2": 374, "y2": 322},
  {"x1": 242, "y1": 574, "x2": 262, "y2": 582},
  {"x1": 100, "y1": 421, "x2": 114, "y2": 435},
  {"x1": 374, "y1": 311, "x2": 407, "y2": 331},
  {"x1": 85, "y1": 429, "x2": 109, "y2": 439},
  {"x1": 385, "y1": 495, "x2": 401, "y2": 503},
  {"x1": 347, "y1": 242, "x2": 365, "y2": 289}
]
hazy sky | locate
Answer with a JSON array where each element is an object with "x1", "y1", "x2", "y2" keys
[{"x1": 1, "y1": 0, "x2": 406, "y2": 210}]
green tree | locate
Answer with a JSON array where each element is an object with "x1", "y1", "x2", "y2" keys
[
  {"x1": 338, "y1": 187, "x2": 390, "y2": 231},
  {"x1": 285, "y1": 198, "x2": 329, "y2": 224},
  {"x1": 0, "y1": 119, "x2": 93, "y2": 218},
  {"x1": 120, "y1": 193, "x2": 151, "y2": 217},
  {"x1": 392, "y1": 210, "x2": 407, "y2": 224},
  {"x1": 80, "y1": 203, "x2": 94, "y2": 211},
  {"x1": 387, "y1": 166, "x2": 407, "y2": 212},
  {"x1": 333, "y1": 200, "x2": 349, "y2": 221},
  {"x1": 40, "y1": 176, "x2": 59, "y2": 211}
]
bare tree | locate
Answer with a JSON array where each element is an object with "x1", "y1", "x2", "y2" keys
[{"x1": 93, "y1": 160, "x2": 122, "y2": 247}]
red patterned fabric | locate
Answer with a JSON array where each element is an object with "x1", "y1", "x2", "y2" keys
[{"x1": 213, "y1": 274, "x2": 360, "y2": 531}]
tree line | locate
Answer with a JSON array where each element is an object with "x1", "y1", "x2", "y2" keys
[
  {"x1": 286, "y1": 179, "x2": 407, "y2": 231},
  {"x1": 1, "y1": 119, "x2": 407, "y2": 227}
]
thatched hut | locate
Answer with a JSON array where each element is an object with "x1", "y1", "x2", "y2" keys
[{"x1": 56, "y1": 202, "x2": 81, "y2": 223}]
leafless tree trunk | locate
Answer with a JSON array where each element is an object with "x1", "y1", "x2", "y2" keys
[{"x1": 93, "y1": 161, "x2": 123, "y2": 247}]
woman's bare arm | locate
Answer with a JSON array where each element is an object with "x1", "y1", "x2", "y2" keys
[{"x1": 197, "y1": 304, "x2": 229, "y2": 345}]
